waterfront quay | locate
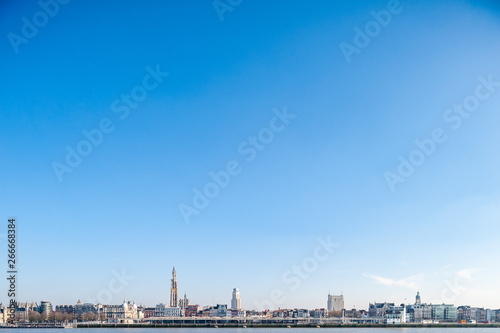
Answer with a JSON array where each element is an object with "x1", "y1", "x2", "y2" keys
[{"x1": 75, "y1": 317, "x2": 500, "y2": 328}]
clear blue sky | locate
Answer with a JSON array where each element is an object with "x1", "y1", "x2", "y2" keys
[{"x1": 1, "y1": 0, "x2": 500, "y2": 310}]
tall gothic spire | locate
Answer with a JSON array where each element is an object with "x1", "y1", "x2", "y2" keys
[{"x1": 170, "y1": 266, "x2": 178, "y2": 307}]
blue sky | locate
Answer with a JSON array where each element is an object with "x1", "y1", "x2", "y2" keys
[{"x1": 1, "y1": 0, "x2": 500, "y2": 310}]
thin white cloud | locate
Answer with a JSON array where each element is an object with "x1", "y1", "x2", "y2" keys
[
  {"x1": 456, "y1": 268, "x2": 485, "y2": 280},
  {"x1": 363, "y1": 273, "x2": 424, "y2": 290}
]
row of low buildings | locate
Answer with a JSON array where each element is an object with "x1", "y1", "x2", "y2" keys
[
  {"x1": 364, "y1": 292, "x2": 500, "y2": 324},
  {"x1": 272, "y1": 308, "x2": 329, "y2": 318},
  {"x1": 0, "y1": 300, "x2": 145, "y2": 324},
  {"x1": 0, "y1": 301, "x2": 53, "y2": 323},
  {"x1": 2, "y1": 295, "x2": 500, "y2": 324},
  {"x1": 366, "y1": 303, "x2": 500, "y2": 324}
]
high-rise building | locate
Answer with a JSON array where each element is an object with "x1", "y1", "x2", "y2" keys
[
  {"x1": 231, "y1": 288, "x2": 241, "y2": 310},
  {"x1": 327, "y1": 293, "x2": 344, "y2": 312},
  {"x1": 170, "y1": 267, "x2": 178, "y2": 307},
  {"x1": 39, "y1": 300, "x2": 53, "y2": 319}
]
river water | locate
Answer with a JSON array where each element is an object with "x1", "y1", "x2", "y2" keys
[{"x1": 9, "y1": 328, "x2": 500, "y2": 333}]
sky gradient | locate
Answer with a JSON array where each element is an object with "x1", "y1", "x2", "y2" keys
[{"x1": 1, "y1": 0, "x2": 500, "y2": 310}]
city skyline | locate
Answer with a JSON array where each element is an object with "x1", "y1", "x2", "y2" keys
[
  {"x1": 2, "y1": 0, "x2": 500, "y2": 312},
  {"x1": 2, "y1": 264, "x2": 499, "y2": 326},
  {"x1": 7, "y1": 290, "x2": 500, "y2": 325},
  {"x1": 8, "y1": 266, "x2": 499, "y2": 312},
  {"x1": 7, "y1": 289, "x2": 500, "y2": 316}
]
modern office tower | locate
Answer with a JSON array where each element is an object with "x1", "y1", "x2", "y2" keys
[
  {"x1": 170, "y1": 267, "x2": 178, "y2": 307},
  {"x1": 39, "y1": 300, "x2": 53, "y2": 319},
  {"x1": 327, "y1": 293, "x2": 344, "y2": 311},
  {"x1": 231, "y1": 288, "x2": 241, "y2": 310}
]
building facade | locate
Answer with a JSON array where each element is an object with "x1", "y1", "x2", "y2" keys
[
  {"x1": 432, "y1": 304, "x2": 457, "y2": 323},
  {"x1": 369, "y1": 302, "x2": 394, "y2": 318},
  {"x1": 144, "y1": 308, "x2": 155, "y2": 318},
  {"x1": 310, "y1": 308, "x2": 328, "y2": 318},
  {"x1": 103, "y1": 300, "x2": 142, "y2": 323},
  {"x1": 75, "y1": 300, "x2": 102, "y2": 319},
  {"x1": 55, "y1": 304, "x2": 75, "y2": 316},
  {"x1": 155, "y1": 303, "x2": 168, "y2": 317},
  {"x1": 217, "y1": 304, "x2": 229, "y2": 317},
  {"x1": 231, "y1": 288, "x2": 241, "y2": 310},
  {"x1": 155, "y1": 303, "x2": 181, "y2": 317},
  {"x1": 185, "y1": 305, "x2": 199, "y2": 317},
  {"x1": 385, "y1": 305, "x2": 406, "y2": 324},
  {"x1": 39, "y1": 301, "x2": 53, "y2": 319},
  {"x1": 15, "y1": 302, "x2": 38, "y2": 322},
  {"x1": 327, "y1": 293, "x2": 344, "y2": 311}
]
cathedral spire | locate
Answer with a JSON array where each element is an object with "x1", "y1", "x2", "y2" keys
[{"x1": 170, "y1": 266, "x2": 178, "y2": 307}]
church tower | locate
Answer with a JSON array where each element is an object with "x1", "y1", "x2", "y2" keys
[{"x1": 170, "y1": 266, "x2": 178, "y2": 307}]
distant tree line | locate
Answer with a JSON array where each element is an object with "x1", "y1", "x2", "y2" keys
[{"x1": 28, "y1": 310, "x2": 105, "y2": 322}]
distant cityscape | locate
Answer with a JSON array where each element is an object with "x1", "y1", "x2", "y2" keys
[{"x1": 2, "y1": 267, "x2": 499, "y2": 326}]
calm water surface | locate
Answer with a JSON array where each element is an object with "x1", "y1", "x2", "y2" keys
[{"x1": 6, "y1": 329, "x2": 500, "y2": 333}]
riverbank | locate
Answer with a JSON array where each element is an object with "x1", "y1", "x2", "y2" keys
[{"x1": 75, "y1": 323, "x2": 500, "y2": 328}]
